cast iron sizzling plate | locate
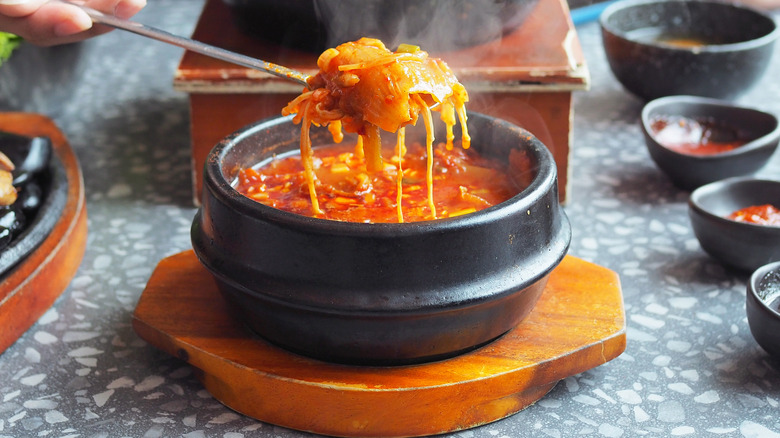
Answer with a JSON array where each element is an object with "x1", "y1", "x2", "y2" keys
[{"x1": 0, "y1": 131, "x2": 67, "y2": 278}]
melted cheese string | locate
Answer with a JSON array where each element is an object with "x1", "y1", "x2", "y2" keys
[
  {"x1": 299, "y1": 100, "x2": 322, "y2": 215},
  {"x1": 413, "y1": 94, "x2": 437, "y2": 219},
  {"x1": 395, "y1": 127, "x2": 406, "y2": 223}
]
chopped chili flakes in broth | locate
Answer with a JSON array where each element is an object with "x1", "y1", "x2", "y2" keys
[{"x1": 236, "y1": 141, "x2": 524, "y2": 223}]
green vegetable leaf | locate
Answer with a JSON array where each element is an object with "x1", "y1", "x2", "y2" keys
[{"x1": 0, "y1": 32, "x2": 22, "y2": 67}]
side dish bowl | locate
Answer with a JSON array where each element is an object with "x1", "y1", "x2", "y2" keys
[
  {"x1": 600, "y1": 0, "x2": 778, "y2": 101},
  {"x1": 641, "y1": 95, "x2": 780, "y2": 191},
  {"x1": 689, "y1": 177, "x2": 780, "y2": 271},
  {"x1": 191, "y1": 112, "x2": 571, "y2": 365},
  {"x1": 747, "y1": 260, "x2": 780, "y2": 358}
]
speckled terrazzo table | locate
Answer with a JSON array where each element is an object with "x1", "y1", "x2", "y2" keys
[{"x1": 2, "y1": 1, "x2": 780, "y2": 436}]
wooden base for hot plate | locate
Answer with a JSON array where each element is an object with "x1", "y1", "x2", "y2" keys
[
  {"x1": 0, "y1": 113, "x2": 88, "y2": 354},
  {"x1": 134, "y1": 251, "x2": 625, "y2": 437}
]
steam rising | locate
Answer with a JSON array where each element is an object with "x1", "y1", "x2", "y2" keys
[{"x1": 313, "y1": 0, "x2": 538, "y2": 53}]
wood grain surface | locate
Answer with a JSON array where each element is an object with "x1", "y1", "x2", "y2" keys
[{"x1": 134, "y1": 251, "x2": 625, "y2": 437}]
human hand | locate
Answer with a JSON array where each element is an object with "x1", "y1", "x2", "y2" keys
[
  {"x1": 0, "y1": 0, "x2": 146, "y2": 46},
  {"x1": 737, "y1": 0, "x2": 780, "y2": 9}
]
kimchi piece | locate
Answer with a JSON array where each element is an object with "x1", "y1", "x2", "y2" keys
[{"x1": 282, "y1": 37, "x2": 470, "y2": 222}]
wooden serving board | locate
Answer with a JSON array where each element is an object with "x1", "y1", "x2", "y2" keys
[
  {"x1": 0, "y1": 113, "x2": 88, "y2": 354},
  {"x1": 133, "y1": 251, "x2": 625, "y2": 437}
]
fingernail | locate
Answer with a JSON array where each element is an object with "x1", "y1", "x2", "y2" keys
[
  {"x1": 114, "y1": 0, "x2": 146, "y2": 19},
  {"x1": 54, "y1": 14, "x2": 92, "y2": 36}
]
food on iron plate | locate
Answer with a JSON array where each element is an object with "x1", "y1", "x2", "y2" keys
[
  {"x1": 278, "y1": 37, "x2": 472, "y2": 222},
  {"x1": 0, "y1": 151, "x2": 17, "y2": 206},
  {"x1": 0, "y1": 135, "x2": 50, "y2": 251},
  {"x1": 0, "y1": 150, "x2": 20, "y2": 249}
]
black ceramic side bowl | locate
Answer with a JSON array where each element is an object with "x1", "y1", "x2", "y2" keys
[
  {"x1": 600, "y1": 0, "x2": 779, "y2": 101},
  {"x1": 747, "y1": 261, "x2": 780, "y2": 357},
  {"x1": 191, "y1": 112, "x2": 571, "y2": 365},
  {"x1": 641, "y1": 95, "x2": 780, "y2": 191},
  {"x1": 689, "y1": 177, "x2": 780, "y2": 271}
]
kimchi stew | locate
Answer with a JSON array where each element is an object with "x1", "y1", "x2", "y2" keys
[{"x1": 239, "y1": 38, "x2": 526, "y2": 223}]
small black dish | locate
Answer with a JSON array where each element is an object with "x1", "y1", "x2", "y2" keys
[
  {"x1": 641, "y1": 95, "x2": 780, "y2": 191},
  {"x1": 688, "y1": 177, "x2": 780, "y2": 271},
  {"x1": 0, "y1": 131, "x2": 67, "y2": 278},
  {"x1": 600, "y1": 0, "x2": 778, "y2": 101},
  {"x1": 746, "y1": 260, "x2": 780, "y2": 357}
]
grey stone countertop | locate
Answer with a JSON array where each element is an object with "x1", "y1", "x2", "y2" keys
[{"x1": 2, "y1": 1, "x2": 780, "y2": 436}]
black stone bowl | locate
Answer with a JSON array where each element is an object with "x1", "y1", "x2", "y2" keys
[
  {"x1": 747, "y1": 260, "x2": 780, "y2": 357},
  {"x1": 600, "y1": 0, "x2": 778, "y2": 101},
  {"x1": 0, "y1": 131, "x2": 67, "y2": 278},
  {"x1": 641, "y1": 95, "x2": 780, "y2": 191},
  {"x1": 689, "y1": 177, "x2": 780, "y2": 271},
  {"x1": 220, "y1": 0, "x2": 541, "y2": 53},
  {"x1": 191, "y1": 112, "x2": 571, "y2": 365}
]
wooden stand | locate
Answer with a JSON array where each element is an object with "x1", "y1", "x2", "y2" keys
[
  {"x1": 0, "y1": 113, "x2": 88, "y2": 354},
  {"x1": 174, "y1": 0, "x2": 589, "y2": 205},
  {"x1": 133, "y1": 252, "x2": 625, "y2": 437}
]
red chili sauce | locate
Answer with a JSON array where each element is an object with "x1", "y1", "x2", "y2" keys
[
  {"x1": 235, "y1": 142, "x2": 530, "y2": 223},
  {"x1": 649, "y1": 115, "x2": 748, "y2": 155},
  {"x1": 727, "y1": 204, "x2": 780, "y2": 226}
]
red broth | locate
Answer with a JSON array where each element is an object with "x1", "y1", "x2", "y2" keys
[
  {"x1": 649, "y1": 115, "x2": 748, "y2": 155},
  {"x1": 236, "y1": 141, "x2": 528, "y2": 223},
  {"x1": 727, "y1": 204, "x2": 780, "y2": 226}
]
